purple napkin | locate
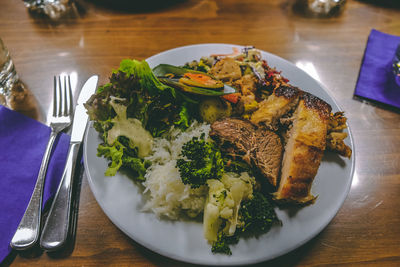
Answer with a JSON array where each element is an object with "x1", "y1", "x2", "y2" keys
[
  {"x1": 0, "y1": 105, "x2": 70, "y2": 263},
  {"x1": 354, "y1": 29, "x2": 400, "y2": 109}
]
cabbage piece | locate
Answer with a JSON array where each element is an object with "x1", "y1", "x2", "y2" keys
[{"x1": 203, "y1": 172, "x2": 254, "y2": 242}]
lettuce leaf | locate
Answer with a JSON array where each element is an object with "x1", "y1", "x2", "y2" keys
[
  {"x1": 97, "y1": 137, "x2": 149, "y2": 181},
  {"x1": 97, "y1": 141, "x2": 124, "y2": 176},
  {"x1": 116, "y1": 59, "x2": 174, "y2": 97},
  {"x1": 85, "y1": 59, "x2": 199, "y2": 181}
]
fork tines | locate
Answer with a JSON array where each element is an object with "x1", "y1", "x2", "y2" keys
[{"x1": 53, "y1": 76, "x2": 73, "y2": 117}]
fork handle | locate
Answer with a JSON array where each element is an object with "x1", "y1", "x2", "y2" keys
[
  {"x1": 40, "y1": 141, "x2": 81, "y2": 251},
  {"x1": 10, "y1": 130, "x2": 58, "y2": 250}
]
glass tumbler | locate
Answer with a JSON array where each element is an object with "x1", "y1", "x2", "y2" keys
[
  {"x1": 294, "y1": 0, "x2": 346, "y2": 17},
  {"x1": 0, "y1": 38, "x2": 38, "y2": 120},
  {"x1": 24, "y1": 0, "x2": 73, "y2": 20},
  {"x1": 307, "y1": 0, "x2": 346, "y2": 16},
  {"x1": 0, "y1": 38, "x2": 19, "y2": 101}
]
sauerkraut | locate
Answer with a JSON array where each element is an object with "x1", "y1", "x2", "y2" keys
[{"x1": 142, "y1": 122, "x2": 211, "y2": 219}]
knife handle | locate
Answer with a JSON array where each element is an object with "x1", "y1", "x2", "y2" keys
[
  {"x1": 40, "y1": 141, "x2": 81, "y2": 251},
  {"x1": 10, "y1": 130, "x2": 58, "y2": 250}
]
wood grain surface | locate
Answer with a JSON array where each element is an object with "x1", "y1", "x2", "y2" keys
[{"x1": 1, "y1": 0, "x2": 400, "y2": 266}]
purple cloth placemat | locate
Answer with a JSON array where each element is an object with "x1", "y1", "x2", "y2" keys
[
  {"x1": 354, "y1": 29, "x2": 400, "y2": 109},
  {"x1": 0, "y1": 105, "x2": 70, "y2": 263}
]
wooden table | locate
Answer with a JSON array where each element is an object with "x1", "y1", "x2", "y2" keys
[{"x1": 1, "y1": 0, "x2": 399, "y2": 266}]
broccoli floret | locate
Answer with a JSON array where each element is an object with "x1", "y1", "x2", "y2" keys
[
  {"x1": 176, "y1": 133, "x2": 224, "y2": 188},
  {"x1": 211, "y1": 231, "x2": 239, "y2": 255},
  {"x1": 239, "y1": 192, "x2": 280, "y2": 234}
]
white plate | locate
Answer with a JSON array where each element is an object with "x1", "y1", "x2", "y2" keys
[{"x1": 83, "y1": 44, "x2": 355, "y2": 266}]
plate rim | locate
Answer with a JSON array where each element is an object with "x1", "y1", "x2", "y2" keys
[{"x1": 83, "y1": 43, "x2": 355, "y2": 266}]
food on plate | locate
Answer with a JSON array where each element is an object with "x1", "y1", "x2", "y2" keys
[
  {"x1": 327, "y1": 111, "x2": 352, "y2": 158},
  {"x1": 85, "y1": 59, "x2": 195, "y2": 179},
  {"x1": 85, "y1": 46, "x2": 352, "y2": 255},
  {"x1": 251, "y1": 85, "x2": 301, "y2": 128},
  {"x1": 153, "y1": 64, "x2": 236, "y2": 96},
  {"x1": 176, "y1": 133, "x2": 224, "y2": 189},
  {"x1": 209, "y1": 118, "x2": 283, "y2": 187},
  {"x1": 142, "y1": 123, "x2": 210, "y2": 219},
  {"x1": 274, "y1": 93, "x2": 331, "y2": 204},
  {"x1": 203, "y1": 172, "x2": 254, "y2": 242},
  {"x1": 208, "y1": 57, "x2": 242, "y2": 82},
  {"x1": 199, "y1": 97, "x2": 232, "y2": 123},
  {"x1": 179, "y1": 73, "x2": 224, "y2": 89}
]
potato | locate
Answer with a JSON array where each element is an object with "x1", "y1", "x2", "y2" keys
[{"x1": 199, "y1": 97, "x2": 232, "y2": 123}]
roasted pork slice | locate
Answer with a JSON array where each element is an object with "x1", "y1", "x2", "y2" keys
[
  {"x1": 210, "y1": 118, "x2": 283, "y2": 186},
  {"x1": 251, "y1": 85, "x2": 301, "y2": 127},
  {"x1": 274, "y1": 93, "x2": 331, "y2": 204}
]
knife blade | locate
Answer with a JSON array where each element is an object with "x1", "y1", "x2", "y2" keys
[{"x1": 40, "y1": 75, "x2": 98, "y2": 251}]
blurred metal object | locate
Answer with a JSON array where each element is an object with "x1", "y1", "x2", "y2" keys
[
  {"x1": 294, "y1": 0, "x2": 346, "y2": 17},
  {"x1": 393, "y1": 44, "x2": 400, "y2": 76},
  {"x1": 23, "y1": 0, "x2": 74, "y2": 20},
  {"x1": 0, "y1": 37, "x2": 39, "y2": 119},
  {"x1": 308, "y1": 0, "x2": 346, "y2": 16},
  {"x1": 0, "y1": 38, "x2": 19, "y2": 101},
  {"x1": 394, "y1": 44, "x2": 400, "y2": 87}
]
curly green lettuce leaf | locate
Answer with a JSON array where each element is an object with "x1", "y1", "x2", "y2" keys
[
  {"x1": 85, "y1": 58, "x2": 201, "y2": 181},
  {"x1": 97, "y1": 137, "x2": 149, "y2": 181},
  {"x1": 97, "y1": 141, "x2": 124, "y2": 177},
  {"x1": 116, "y1": 59, "x2": 175, "y2": 97}
]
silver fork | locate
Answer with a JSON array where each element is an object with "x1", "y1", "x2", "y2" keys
[{"x1": 10, "y1": 76, "x2": 73, "y2": 250}]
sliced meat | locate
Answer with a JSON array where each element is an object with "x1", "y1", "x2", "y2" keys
[
  {"x1": 274, "y1": 93, "x2": 331, "y2": 204},
  {"x1": 252, "y1": 129, "x2": 283, "y2": 186},
  {"x1": 210, "y1": 118, "x2": 254, "y2": 160},
  {"x1": 251, "y1": 85, "x2": 301, "y2": 127},
  {"x1": 210, "y1": 118, "x2": 283, "y2": 186}
]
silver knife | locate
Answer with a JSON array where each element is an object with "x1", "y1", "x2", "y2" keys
[{"x1": 40, "y1": 75, "x2": 98, "y2": 251}]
